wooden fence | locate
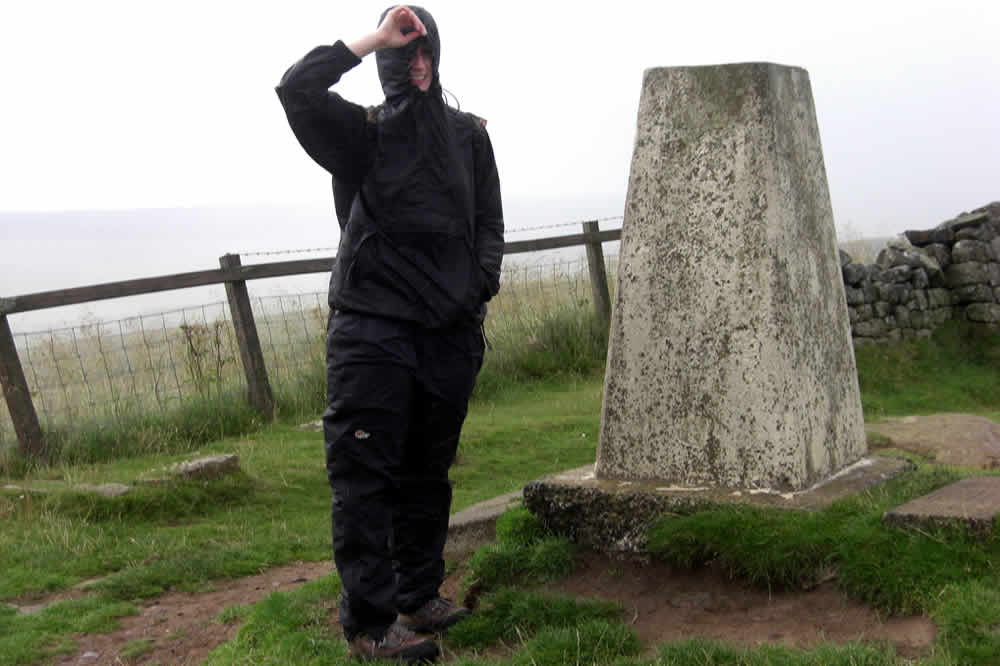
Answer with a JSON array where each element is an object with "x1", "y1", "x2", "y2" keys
[{"x1": 0, "y1": 222, "x2": 621, "y2": 459}]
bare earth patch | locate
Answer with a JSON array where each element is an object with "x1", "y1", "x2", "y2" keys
[
  {"x1": 44, "y1": 552, "x2": 935, "y2": 664},
  {"x1": 548, "y1": 552, "x2": 936, "y2": 660},
  {"x1": 49, "y1": 561, "x2": 332, "y2": 666}
]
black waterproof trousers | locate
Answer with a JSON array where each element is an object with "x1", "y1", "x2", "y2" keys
[{"x1": 322, "y1": 311, "x2": 484, "y2": 640}]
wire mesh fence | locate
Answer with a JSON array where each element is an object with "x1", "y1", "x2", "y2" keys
[{"x1": 0, "y1": 251, "x2": 618, "y2": 450}]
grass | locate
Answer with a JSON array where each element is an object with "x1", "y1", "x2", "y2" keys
[
  {"x1": 0, "y1": 372, "x2": 603, "y2": 664},
  {"x1": 1, "y1": 314, "x2": 999, "y2": 663},
  {"x1": 854, "y1": 321, "x2": 1000, "y2": 421},
  {"x1": 647, "y1": 466, "x2": 1000, "y2": 616}
]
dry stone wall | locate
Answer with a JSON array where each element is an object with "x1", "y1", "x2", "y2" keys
[{"x1": 841, "y1": 202, "x2": 1000, "y2": 345}]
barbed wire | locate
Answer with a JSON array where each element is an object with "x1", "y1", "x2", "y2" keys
[
  {"x1": 241, "y1": 246, "x2": 339, "y2": 258},
  {"x1": 237, "y1": 215, "x2": 625, "y2": 258},
  {"x1": 504, "y1": 215, "x2": 624, "y2": 233}
]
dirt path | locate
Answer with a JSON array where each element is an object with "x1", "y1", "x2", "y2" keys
[
  {"x1": 34, "y1": 553, "x2": 934, "y2": 665},
  {"x1": 47, "y1": 562, "x2": 332, "y2": 666}
]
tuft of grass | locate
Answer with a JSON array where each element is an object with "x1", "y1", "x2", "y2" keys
[
  {"x1": 447, "y1": 587, "x2": 623, "y2": 649},
  {"x1": 118, "y1": 637, "x2": 155, "y2": 661},
  {"x1": 510, "y1": 619, "x2": 641, "y2": 665},
  {"x1": 215, "y1": 603, "x2": 253, "y2": 625},
  {"x1": 463, "y1": 507, "x2": 575, "y2": 594},
  {"x1": 39, "y1": 473, "x2": 254, "y2": 523},
  {"x1": 648, "y1": 505, "x2": 839, "y2": 590},
  {"x1": 0, "y1": 596, "x2": 137, "y2": 666},
  {"x1": 494, "y1": 504, "x2": 551, "y2": 547},
  {"x1": 932, "y1": 580, "x2": 1000, "y2": 664},
  {"x1": 651, "y1": 638, "x2": 901, "y2": 665},
  {"x1": 464, "y1": 536, "x2": 575, "y2": 594},
  {"x1": 475, "y1": 304, "x2": 608, "y2": 402},
  {"x1": 2, "y1": 390, "x2": 264, "y2": 477},
  {"x1": 835, "y1": 514, "x2": 998, "y2": 615},
  {"x1": 203, "y1": 574, "x2": 343, "y2": 666}
]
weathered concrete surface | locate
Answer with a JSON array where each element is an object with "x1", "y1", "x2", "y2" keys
[
  {"x1": 867, "y1": 414, "x2": 1000, "y2": 469},
  {"x1": 525, "y1": 457, "x2": 910, "y2": 552},
  {"x1": 884, "y1": 476, "x2": 1000, "y2": 538},
  {"x1": 598, "y1": 63, "x2": 866, "y2": 490},
  {"x1": 445, "y1": 490, "x2": 522, "y2": 557}
]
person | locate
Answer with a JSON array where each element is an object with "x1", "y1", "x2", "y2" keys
[{"x1": 275, "y1": 5, "x2": 503, "y2": 663}]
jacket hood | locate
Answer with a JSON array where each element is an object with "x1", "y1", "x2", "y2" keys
[{"x1": 375, "y1": 5, "x2": 442, "y2": 103}]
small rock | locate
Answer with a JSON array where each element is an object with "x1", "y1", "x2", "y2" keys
[
  {"x1": 170, "y1": 454, "x2": 240, "y2": 479},
  {"x1": 74, "y1": 483, "x2": 132, "y2": 498},
  {"x1": 297, "y1": 420, "x2": 324, "y2": 432}
]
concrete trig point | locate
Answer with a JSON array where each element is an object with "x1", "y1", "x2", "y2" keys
[{"x1": 596, "y1": 62, "x2": 867, "y2": 490}]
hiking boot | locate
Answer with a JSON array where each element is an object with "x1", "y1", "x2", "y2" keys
[
  {"x1": 347, "y1": 621, "x2": 440, "y2": 663},
  {"x1": 398, "y1": 596, "x2": 471, "y2": 634}
]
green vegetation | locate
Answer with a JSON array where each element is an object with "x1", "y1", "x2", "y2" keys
[
  {"x1": 648, "y1": 465, "x2": 999, "y2": 615},
  {"x1": 0, "y1": 597, "x2": 137, "y2": 665},
  {"x1": 651, "y1": 638, "x2": 908, "y2": 665},
  {"x1": 204, "y1": 574, "x2": 346, "y2": 665},
  {"x1": 1, "y1": 269, "x2": 607, "y2": 475},
  {"x1": 1, "y1": 305, "x2": 999, "y2": 663},
  {"x1": 0, "y1": 372, "x2": 603, "y2": 664},
  {"x1": 854, "y1": 322, "x2": 1000, "y2": 421}
]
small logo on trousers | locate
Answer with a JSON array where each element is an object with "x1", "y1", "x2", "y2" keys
[{"x1": 354, "y1": 429, "x2": 371, "y2": 440}]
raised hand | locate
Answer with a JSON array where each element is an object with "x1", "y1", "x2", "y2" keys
[{"x1": 375, "y1": 6, "x2": 427, "y2": 49}]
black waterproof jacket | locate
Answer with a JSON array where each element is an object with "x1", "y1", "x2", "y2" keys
[{"x1": 275, "y1": 29, "x2": 504, "y2": 328}]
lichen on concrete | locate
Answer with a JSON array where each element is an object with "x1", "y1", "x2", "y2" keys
[{"x1": 597, "y1": 62, "x2": 866, "y2": 491}]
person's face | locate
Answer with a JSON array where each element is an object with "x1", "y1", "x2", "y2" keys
[{"x1": 409, "y1": 44, "x2": 432, "y2": 92}]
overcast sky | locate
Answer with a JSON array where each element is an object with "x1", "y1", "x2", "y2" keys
[{"x1": 1, "y1": 0, "x2": 998, "y2": 330}]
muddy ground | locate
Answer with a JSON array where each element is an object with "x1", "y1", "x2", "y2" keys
[{"x1": 34, "y1": 551, "x2": 934, "y2": 665}]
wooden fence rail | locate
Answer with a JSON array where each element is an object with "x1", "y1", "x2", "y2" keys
[{"x1": 0, "y1": 222, "x2": 622, "y2": 459}]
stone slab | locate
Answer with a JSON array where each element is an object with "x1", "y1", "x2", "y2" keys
[
  {"x1": 866, "y1": 414, "x2": 1000, "y2": 469},
  {"x1": 445, "y1": 490, "x2": 522, "y2": 558},
  {"x1": 524, "y1": 457, "x2": 911, "y2": 552},
  {"x1": 883, "y1": 476, "x2": 1000, "y2": 538}
]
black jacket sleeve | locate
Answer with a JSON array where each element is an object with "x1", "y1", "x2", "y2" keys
[
  {"x1": 473, "y1": 127, "x2": 504, "y2": 300},
  {"x1": 275, "y1": 41, "x2": 373, "y2": 186}
]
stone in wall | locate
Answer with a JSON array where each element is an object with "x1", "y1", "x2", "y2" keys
[
  {"x1": 905, "y1": 228, "x2": 954, "y2": 246},
  {"x1": 924, "y1": 244, "x2": 952, "y2": 270},
  {"x1": 954, "y1": 284, "x2": 995, "y2": 304},
  {"x1": 952, "y1": 240, "x2": 995, "y2": 264},
  {"x1": 967, "y1": 303, "x2": 1000, "y2": 324},
  {"x1": 930, "y1": 308, "x2": 953, "y2": 325},
  {"x1": 885, "y1": 266, "x2": 912, "y2": 283},
  {"x1": 956, "y1": 227, "x2": 991, "y2": 242},
  {"x1": 843, "y1": 262, "x2": 869, "y2": 286},
  {"x1": 927, "y1": 289, "x2": 952, "y2": 308},
  {"x1": 989, "y1": 263, "x2": 1000, "y2": 287},
  {"x1": 947, "y1": 263, "x2": 990, "y2": 288}
]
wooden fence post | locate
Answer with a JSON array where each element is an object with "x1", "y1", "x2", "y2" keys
[
  {"x1": 583, "y1": 220, "x2": 612, "y2": 329},
  {"x1": 219, "y1": 254, "x2": 274, "y2": 421},
  {"x1": 0, "y1": 314, "x2": 46, "y2": 458}
]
